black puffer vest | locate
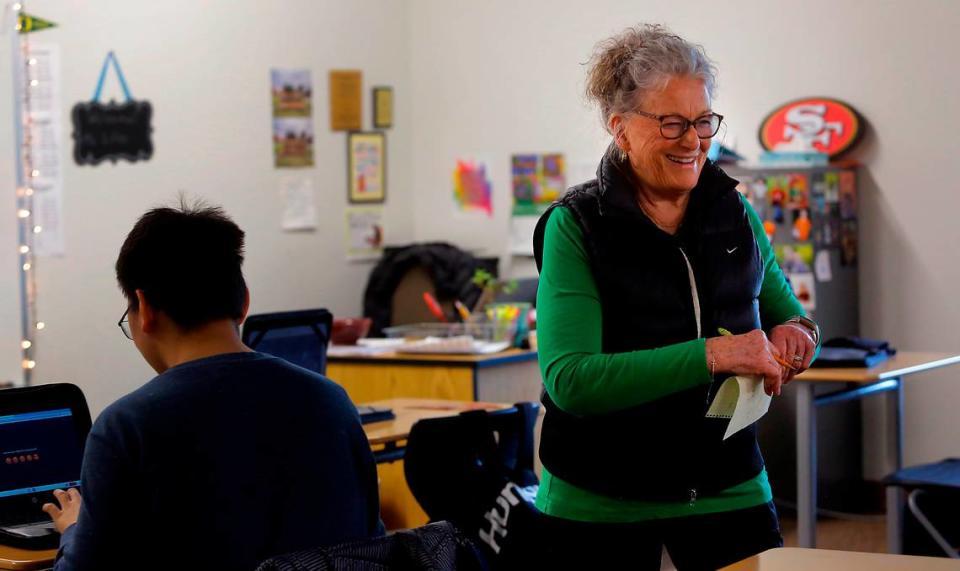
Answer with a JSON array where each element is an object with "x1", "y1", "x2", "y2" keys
[{"x1": 532, "y1": 153, "x2": 765, "y2": 502}]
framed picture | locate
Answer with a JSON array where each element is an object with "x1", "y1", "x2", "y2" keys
[
  {"x1": 372, "y1": 86, "x2": 393, "y2": 129},
  {"x1": 347, "y1": 131, "x2": 386, "y2": 203}
]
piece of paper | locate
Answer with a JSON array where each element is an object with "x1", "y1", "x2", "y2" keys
[
  {"x1": 509, "y1": 215, "x2": 538, "y2": 255},
  {"x1": 345, "y1": 207, "x2": 384, "y2": 260},
  {"x1": 329, "y1": 70, "x2": 362, "y2": 131},
  {"x1": 280, "y1": 177, "x2": 317, "y2": 231},
  {"x1": 706, "y1": 375, "x2": 772, "y2": 440},
  {"x1": 25, "y1": 44, "x2": 64, "y2": 256},
  {"x1": 814, "y1": 250, "x2": 833, "y2": 282}
]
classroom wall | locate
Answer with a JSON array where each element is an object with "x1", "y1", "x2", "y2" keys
[
  {"x1": 0, "y1": 0, "x2": 415, "y2": 415},
  {"x1": 407, "y1": 0, "x2": 960, "y2": 476}
]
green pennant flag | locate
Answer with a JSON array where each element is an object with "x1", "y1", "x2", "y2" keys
[{"x1": 18, "y1": 13, "x2": 57, "y2": 34}]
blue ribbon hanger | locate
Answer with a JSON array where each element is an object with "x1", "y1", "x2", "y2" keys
[{"x1": 91, "y1": 51, "x2": 133, "y2": 102}]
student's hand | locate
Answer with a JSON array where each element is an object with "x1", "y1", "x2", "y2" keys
[
  {"x1": 770, "y1": 323, "x2": 816, "y2": 384},
  {"x1": 705, "y1": 329, "x2": 784, "y2": 396},
  {"x1": 42, "y1": 488, "x2": 82, "y2": 534}
]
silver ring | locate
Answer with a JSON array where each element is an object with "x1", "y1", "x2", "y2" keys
[{"x1": 792, "y1": 354, "x2": 803, "y2": 364}]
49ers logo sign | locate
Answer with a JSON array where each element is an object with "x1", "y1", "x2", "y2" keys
[{"x1": 759, "y1": 98, "x2": 863, "y2": 159}]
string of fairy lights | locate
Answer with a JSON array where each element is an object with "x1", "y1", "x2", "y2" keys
[{"x1": 11, "y1": 2, "x2": 45, "y2": 384}]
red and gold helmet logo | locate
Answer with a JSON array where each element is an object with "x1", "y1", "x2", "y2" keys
[{"x1": 759, "y1": 98, "x2": 863, "y2": 158}]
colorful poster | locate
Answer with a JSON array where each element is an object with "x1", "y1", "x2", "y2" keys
[
  {"x1": 345, "y1": 207, "x2": 384, "y2": 259},
  {"x1": 840, "y1": 220, "x2": 858, "y2": 266},
  {"x1": 271, "y1": 69, "x2": 312, "y2": 117},
  {"x1": 786, "y1": 174, "x2": 809, "y2": 209},
  {"x1": 775, "y1": 244, "x2": 814, "y2": 274},
  {"x1": 787, "y1": 272, "x2": 816, "y2": 311},
  {"x1": 453, "y1": 159, "x2": 492, "y2": 216},
  {"x1": 329, "y1": 70, "x2": 362, "y2": 131},
  {"x1": 839, "y1": 170, "x2": 857, "y2": 219},
  {"x1": 737, "y1": 176, "x2": 768, "y2": 221},
  {"x1": 766, "y1": 175, "x2": 788, "y2": 224},
  {"x1": 347, "y1": 132, "x2": 386, "y2": 203},
  {"x1": 540, "y1": 153, "x2": 566, "y2": 203},
  {"x1": 511, "y1": 153, "x2": 566, "y2": 216},
  {"x1": 272, "y1": 118, "x2": 314, "y2": 167},
  {"x1": 823, "y1": 172, "x2": 840, "y2": 203}
]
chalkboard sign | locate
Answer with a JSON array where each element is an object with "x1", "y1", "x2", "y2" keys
[
  {"x1": 72, "y1": 100, "x2": 153, "y2": 165},
  {"x1": 72, "y1": 51, "x2": 153, "y2": 166}
]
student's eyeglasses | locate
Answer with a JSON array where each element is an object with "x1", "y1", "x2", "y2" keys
[
  {"x1": 118, "y1": 309, "x2": 132, "y2": 340},
  {"x1": 633, "y1": 110, "x2": 724, "y2": 140}
]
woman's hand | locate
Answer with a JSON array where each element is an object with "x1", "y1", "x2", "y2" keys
[
  {"x1": 42, "y1": 488, "x2": 82, "y2": 534},
  {"x1": 770, "y1": 323, "x2": 816, "y2": 384},
  {"x1": 705, "y1": 329, "x2": 785, "y2": 396}
]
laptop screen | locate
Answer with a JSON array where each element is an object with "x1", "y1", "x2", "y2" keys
[
  {"x1": 0, "y1": 408, "x2": 83, "y2": 499},
  {"x1": 255, "y1": 325, "x2": 328, "y2": 375}
]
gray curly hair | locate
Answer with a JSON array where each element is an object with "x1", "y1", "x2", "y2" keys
[{"x1": 585, "y1": 24, "x2": 718, "y2": 136}]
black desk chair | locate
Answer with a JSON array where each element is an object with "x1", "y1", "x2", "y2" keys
[
  {"x1": 242, "y1": 309, "x2": 333, "y2": 376},
  {"x1": 403, "y1": 403, "x2": 541, "y2": 567},
  {"x1": 885, "y1": 458, "x2": 960, "y2": 558}
]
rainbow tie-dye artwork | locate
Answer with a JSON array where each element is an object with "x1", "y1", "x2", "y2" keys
[{"x1": 453, "y1": 159, "x2": 493, "y2": 216}]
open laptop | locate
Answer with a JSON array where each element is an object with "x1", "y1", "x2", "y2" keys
[{"x1": 0, "y1": 383, "x2": 91, "y2": 549}]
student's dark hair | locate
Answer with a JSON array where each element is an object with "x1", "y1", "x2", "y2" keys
[{"x1": 115, "y1": 198, "x2": 247, "y2": 330}]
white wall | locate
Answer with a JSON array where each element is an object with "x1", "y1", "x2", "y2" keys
[
  {"x1": 408, "y1": 0, "x2": 960, "y2": 474},
  {"x1": 0, "y1": 0, "x2": 415, "y2": 415}
]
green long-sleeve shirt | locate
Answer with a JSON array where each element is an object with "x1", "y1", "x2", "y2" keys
[{"x1": 534, "y1": 195, "x2": 807, "y2": 522}]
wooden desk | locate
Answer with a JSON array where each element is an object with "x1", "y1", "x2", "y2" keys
[
  {"x1": 328, "y1": 349, "x2": 542, "y2": 404},
  {"x1": 0, "y1": 544, "x2": 54, "y2": 571},
  {"x1": 792, "y1": 352, "x2": 960, "y2": 551},
  {"x1": 722, "y1": 547, "x2": 959, "y2": 570},
  {"x1": 362, "y1": 398, "x2": 510, "y2": 530},
  {"x1": 0, "y1": 398, "x2": 509, "y2": 570}
]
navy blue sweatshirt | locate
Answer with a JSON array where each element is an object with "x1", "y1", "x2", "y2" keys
[{"x1": 55, "y1": 352, "x2": 383, "y2": 571}]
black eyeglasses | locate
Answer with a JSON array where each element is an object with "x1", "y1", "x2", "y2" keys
[
  {"x1": 633, "y1": 110, "x2": 724, "y2": 140},
  {"x1": 118, "y1": 309, "x2": 132, "y2": 340}
]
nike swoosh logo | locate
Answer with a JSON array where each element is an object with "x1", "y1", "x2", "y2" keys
[{"x1": 726, "y1": 247, "x2": 738, "y2": 254}]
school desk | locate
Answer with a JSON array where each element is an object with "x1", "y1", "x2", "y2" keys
[
  {"x1": 721, "y1": 547, "x2": 959, "y2": 570},
  {"x1": 792, "y1": 352, "x2": 960, "y2": 551},
  {"x1": 0, "y1": 543, "x2": 54, "y2": 571},
  {"x1": 327, "y1": 348, "x2": 542, "y2": 403}
]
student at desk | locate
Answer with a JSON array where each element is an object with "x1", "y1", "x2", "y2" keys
[
  {"x1": 530, "y1": 25, "x2": 821, "y2": 570},
  {"x1": 42, "y1": 201, "x2": 383, "y2": 571}
]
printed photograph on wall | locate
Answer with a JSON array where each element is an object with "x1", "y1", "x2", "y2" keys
[
  {"x1": 272, "y1": 118, "x2": 314, "y2": 167},
  {"x1": 271, "y1": 69, "x2": 312, "y2": 117},
  {"x1": 348, "y1": 131, "x2": 386, "y2": 203}
]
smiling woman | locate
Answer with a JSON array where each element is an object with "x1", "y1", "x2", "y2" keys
[{"x1": 524, "y1": 23, "x2": 821, "y2": 570}]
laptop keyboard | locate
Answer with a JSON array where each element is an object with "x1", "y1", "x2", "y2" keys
[{"x1": 0, "y1": 506, "x2": 49, "y2": 528}]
